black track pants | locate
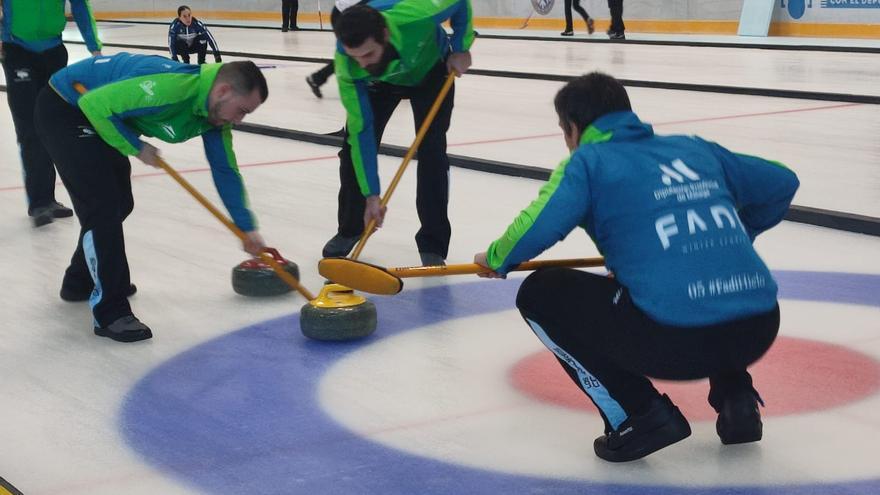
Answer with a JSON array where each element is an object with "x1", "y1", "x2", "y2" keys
[
  {"x1": 174, "y1": 37, "x2": 209, "y2": 64},
  {"x1": 516, "y1": 267, "x2": 779, "y2": 432},
  {"x1": 1, "y1": 43, "x2": 68, "y2": 212},
  {"x1": 34, "y1": 87, "x2": 135, "y2": 327},
  {"x1": 282, "y1": 0, "x2": 299, "y2": 29}
]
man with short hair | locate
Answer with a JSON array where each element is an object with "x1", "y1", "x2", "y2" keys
[
  {"x1": 322, "y1": 1, "x2": 474, "y2": 267},
  {"x1": 475, "y1": 72, "x2": 799, "y2": 462},
  {"x1": 1, "y1": 0, "x2": 102, "y2": 226},
  {"x1": 34, "y1": 53, "x2": 268, "y2": 342},
  {"x1": 168, "y1": 5, "x2": 221, "y2": 65}
]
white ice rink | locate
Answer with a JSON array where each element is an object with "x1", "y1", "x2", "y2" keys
[{"x1": 0, "y1": 20, "x2": 878, "y2": 495}]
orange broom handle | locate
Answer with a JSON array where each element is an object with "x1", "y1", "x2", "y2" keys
[
  {"x1": 388, "y1": 257, "x2": 606, "y2": 278},
  {"x1": 73, "y1": 82, "x2": 315, "y2": 301},
  {"x1": 154, "y1": 157, "x2": 315, "y2": 300}
]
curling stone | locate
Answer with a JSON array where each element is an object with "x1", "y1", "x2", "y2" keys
[
  {"x1": 232, "y1": 248, "x2": 300, "y2": 297},
  {"x1": 300, "y1": 283, "x2": 377, "y2": 341}
]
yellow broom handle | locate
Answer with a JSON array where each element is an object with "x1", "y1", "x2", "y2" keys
[
  {"x1": 388, "y1": 257, "x2": 606, "y2": 278},
  {"x1": 350, "y1": 71, "x2": 457, "y2": 260},
  {"x1": 156, "y1": 162, "x2": 316, "y2": 301}
]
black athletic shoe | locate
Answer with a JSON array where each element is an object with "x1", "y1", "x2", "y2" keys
[
  {"x1": 60, "y1": 283, "x2": 138, "y2": 302},
  {"x1": 587, "y1": 18, "x2": 595, "y2": 34},
  {"x1": 322, "y1": 234, "x2": 360, "y2": 258},
  {"x1": 281, "y1": 26, "x2": 289, "y2": 32},
  {"x1": 609, "y1": 31, "x2": 626, "y2": 40},
  {"x1": 560, "y1": 30, "x2": 574, "y2": 36},
  {"x1": 29, "y1": 201, "x2": 73, "y2": 219},
  {"x1": 716, "y1": 389, "x2": 764, "y2": 445},
  {"x1": 30, "y1": 205, "x2": 55, "y2": 227},
  {"x1": 306, "y1": 75, "x2": 323, "y2": 98},
  {"x1": 94, "y1": 315, "x2": 152, "y2": 342},
  {"x1": 419, "y1": 252, "x2": 446, "y2": 267},
  {"x1": 593, "y1": 394, "x2": 691, "y2": 462},
  {"x1": 49, "y1": 201, "x2": 73, "y2": 218}
]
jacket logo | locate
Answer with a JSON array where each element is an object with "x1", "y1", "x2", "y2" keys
[
  {"x1": 14, "y1": 69, "x2": 32, "y2": 82},
  {"x1": 659, "y1": 159, "x2": 700, "y2": 186},
  {"x1": 139, "y1": 80, "x2": 156, "y2": 96},
  {"x1": 161, "y1": 124, "x2": 176, "y2": 139},
  {"x1": 77, "y1": 126, "x2": 97, "y2": 138}
]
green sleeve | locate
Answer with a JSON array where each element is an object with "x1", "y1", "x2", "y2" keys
[
  {"x1": 77, "y1": 73, "x2": 195, "y2": 156},
  {"x1": 386, "y1": 0, "x2": 474, "y2": 52},
  {"x1": 486, "y1": 156, "x2": 588, "y2": 273}
]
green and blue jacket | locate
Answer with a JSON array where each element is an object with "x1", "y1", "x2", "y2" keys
[
  {"x1": 336, "y1": 0, "x2": 474, "y2": 197},
  {"x1": 1, "y1": 0, "x2": 102, "y2": 53},
  {"x1": 50, "y1": 52, "x2": 256, "y2": 231},
  {"x1": 487, "y1": 111, "x2": 800, "y2": 327}
]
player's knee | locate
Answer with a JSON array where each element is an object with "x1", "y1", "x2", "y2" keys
[{"x1": 516, "y1": 267, "x2": 567, "y2": 314}]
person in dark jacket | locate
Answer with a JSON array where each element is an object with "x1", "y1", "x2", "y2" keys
[
  {"x1": 475, "y1": 72, "x2": 799, "y2": 463},
  {"x1": 168, "y1": 5, "x2": 221, "y2": 64}
]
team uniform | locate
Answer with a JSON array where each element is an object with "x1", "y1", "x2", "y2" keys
[
  {"x1": 326, "y1": 0, "x2": 474, "y2": 261},
  {"x1": 486, "y1": 110, "x2": 799, "y2": 457},
  {"x1": 168, "y1": 17, "x2": 221, "y2": 65},
  {"x1": 0, "y1": 0, "x2": 101, "y2": 222},
  {"x1": 34, "y1": 53, "x2": 256, "y2": 335}
]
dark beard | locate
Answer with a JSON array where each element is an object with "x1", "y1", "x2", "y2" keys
[{"x1": 365, "y1": 44, "x2": 399, "y2": 77}]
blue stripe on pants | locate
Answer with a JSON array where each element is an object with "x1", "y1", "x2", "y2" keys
[
  {"x1": 525, "y1": 317, "x2": 629, "y2": 430},
  {"x1": 82, "y1": 230, "x2": 103, "y2": 324}
]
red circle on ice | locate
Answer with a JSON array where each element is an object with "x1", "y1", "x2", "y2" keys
[{"x1": 509, "y1": 336, "x2": 880, "y2": 420}]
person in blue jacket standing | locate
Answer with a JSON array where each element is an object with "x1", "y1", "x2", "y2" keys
[
  {"x1": 168, "y1": 5, "x2": 221, "y2": 65},
  {"x1": 35, "y1": 54, "x2": 268, "y2": 342},
  {"x1": 474, "y1": 72, "x2": 799, "y2": 462}
]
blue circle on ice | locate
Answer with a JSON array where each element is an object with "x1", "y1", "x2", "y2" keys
[{"x1": 121, "y1": 270, "x2": 880, "y2": 494}]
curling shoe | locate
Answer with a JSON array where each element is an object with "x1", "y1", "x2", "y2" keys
[
  {"x1": 716, "y1": 389, "x2": 764, "y2": 445},
  {"x1": 593, "y1": 394, "x2": 691, "y2": 462},
  {"x1": 94, "y1": 315, "x2": 152, "y2": 342},
  {"x1": 306, "y1": 75, "x2": 323, "y2": 98}
]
